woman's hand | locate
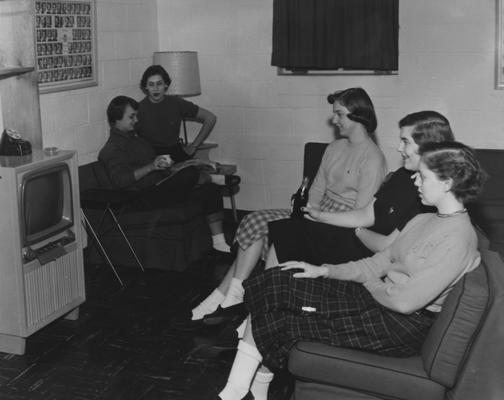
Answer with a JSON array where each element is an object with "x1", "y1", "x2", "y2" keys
[
  {"x1": 153, "y1": 154, "x2": 173, "y2": 170},
  {"x1": 303, "y1": 204, "x2": 321, "y2": 221},
  {"x1": 280, "y1": 261, "x2": 328, "y2": 279}
]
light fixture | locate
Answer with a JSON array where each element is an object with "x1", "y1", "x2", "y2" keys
[{"x1": 153, "y1": 51, "x2": 201, "y2": 144}]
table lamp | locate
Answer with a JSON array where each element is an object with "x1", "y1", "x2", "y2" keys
[{"x1": 153, "y1": 51, "x2": 201, "y2": 144}]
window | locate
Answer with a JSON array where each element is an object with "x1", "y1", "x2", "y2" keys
[{"x1": 272, "y1": 0, "x2": 399, "y2": 75}]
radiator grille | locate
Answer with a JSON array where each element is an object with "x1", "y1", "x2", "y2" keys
[{"x1": 23, "y1": 249, "x2": 84, "y2": 329}]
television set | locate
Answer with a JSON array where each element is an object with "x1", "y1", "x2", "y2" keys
[
  {"x1": 0, "y1": 149, "x2": 85, "y2": 355},
  {"x1": 21, "y1": 163, "x2": 74, "y2": 248}
]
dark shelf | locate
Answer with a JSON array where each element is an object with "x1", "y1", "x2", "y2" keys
[{"x1": 0, "y1": 67, "x2": 35, "y2": 80}]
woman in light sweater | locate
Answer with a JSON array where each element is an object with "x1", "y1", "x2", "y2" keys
[
  {"x1": 189, "y1": 87, "x2": 387, "y2": 323},
  {"x1": 215, "y1": 141, "x2": 485, "y2": 400}
]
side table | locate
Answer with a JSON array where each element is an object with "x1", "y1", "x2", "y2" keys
[
  {"x1": 194, "y1": 143, "x2": 240, "y2": 222},
  {"x1": 213, "y1": 163, "x2": 239, "y2": 223}
]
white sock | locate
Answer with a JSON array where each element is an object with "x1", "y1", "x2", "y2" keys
[
  {"x1": 191, "y1": 289, "x2": 225, "y2": 320},
  {"x1": 235, "y1": 319, "x2": 247, "y2": 339},
  {"x1": 221, "y1": 278, "x2": 244, "y2": 308},
  {"x1": 213, "y1": 233, "x2": 231, "y2": 253},
  {"x1": 250, "y1": 370, "x2": 274, "y2": 400},
  {"x1": 218, "y1": 340, "x2": 263, "y2": 400},
  {"x1": 210, "y1": 174, "x2": 226, "y2": 185}
]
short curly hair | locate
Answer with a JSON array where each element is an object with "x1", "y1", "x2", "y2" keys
[
  {"x1": 327, "y1": 87, "x2": 377, "y2": 134},
  {"x1": 140, "y1": 65, "x2": 171, "y2": 94},
  {"x1": 106, "y1": 96, "x2": 138, "y2": 127},
  {"x1": 399, "y1": 111, "x2": 455, "y2": 146},
  {"x1": 419, "y1": 141, "x2": 486, "y2": 203}
]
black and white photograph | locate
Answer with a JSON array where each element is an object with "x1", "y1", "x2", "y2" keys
[{"x1": 1, "y1": 0, "x2": 504, "y2": 399}]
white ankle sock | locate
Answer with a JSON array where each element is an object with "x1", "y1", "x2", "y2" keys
[
  {"x1": 191, "y1": 289, "x2": 225, "y2": 320},
  {"x1": 221, "y1": 278, "x2": 244, "y2": 308},
  {"x1": 235, "y1": 319, "x2": 247, "y2": 339},
  {"x1": 250, "y1": 370, "x2": 274, "y2": 400},
  {"x1": 213, "y1": 233, "x2": 231, "y2": 253},
  {"x1": 218, "y1": 340, "x2": 263, "y2": 400}
]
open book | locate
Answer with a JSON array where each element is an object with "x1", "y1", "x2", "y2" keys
[{"x1": 155, "y1": 158, "x2": 218, "y2": 186}]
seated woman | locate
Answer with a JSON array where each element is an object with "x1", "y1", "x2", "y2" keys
[
  {"x1": 216, "y1": 141, "x2": 486, "y2": 400},
  {"x1": 98, "y1": 95, "x2": 229, "y2": 253},
  {"x1": 190, "y1": 87, "x2": 388, "y2": 322},
  {"x1": 265, "y1": 110, "x2": 455, "y2": 268},
  {"x1": 137, "y1": 65, "x2": 240, "y2": 227}
]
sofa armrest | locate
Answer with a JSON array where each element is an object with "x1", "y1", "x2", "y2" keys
[{"x1": 288, "y1": 342, "x2": 445, "y2": 400}]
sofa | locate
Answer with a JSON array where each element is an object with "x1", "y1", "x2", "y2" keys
[
  {"x1": 287, "y1": 144, "x2": 504, "y2": 400},
  {"x1": 79, "y1": 161, "x2": 212, "y2": 271}
]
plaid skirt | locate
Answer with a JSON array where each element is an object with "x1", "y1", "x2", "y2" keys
[
  {"x1": 235, "y1": 194, "x2": 351, "y2": 260},
  {"x1": 243, "y1": 268, "x2": 436, "y2": 370}
]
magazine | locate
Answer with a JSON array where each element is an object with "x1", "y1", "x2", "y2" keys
[{"x1": 155, "y1": 158, "x2": 218, "y2": 186}]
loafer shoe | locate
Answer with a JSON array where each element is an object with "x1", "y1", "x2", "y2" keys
[
  {"x1": 171, "y1": 311, "x2": 206, "y2": 332},
  {"x1": 203, "y1": 303, "x2": 248, "y2": 326}
]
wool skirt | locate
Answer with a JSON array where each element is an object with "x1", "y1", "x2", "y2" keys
[{"x1": 243, "y1": 268, "x2": 436, "y2": 370}]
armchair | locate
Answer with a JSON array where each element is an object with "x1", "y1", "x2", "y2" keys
[{"x1": 79, "y1": 161, "x2": 212, "y2": 272}]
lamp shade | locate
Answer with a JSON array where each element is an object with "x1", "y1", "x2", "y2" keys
[{"x1": 153, "y1": 51, "x2": 201, "y2": 97}]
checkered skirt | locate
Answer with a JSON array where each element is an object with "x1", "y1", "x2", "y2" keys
[
  {"x1": 234, "y1": 194, "x2": 351, "y2": 260},
  {"x1": 243, "y1": 268, "x2": 436, "y2": 370}
]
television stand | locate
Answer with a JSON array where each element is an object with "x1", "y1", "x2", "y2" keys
[{"x1": 0, "y1": 150, "x2": 85, "y2": 355}]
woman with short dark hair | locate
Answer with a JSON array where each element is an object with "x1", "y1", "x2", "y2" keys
[
  {"x1": 189, "y1": 87, "x2": 387, "y2": 322},
  {"x1": 137, "y1": 65, "x2": 216, "y2": 161}
]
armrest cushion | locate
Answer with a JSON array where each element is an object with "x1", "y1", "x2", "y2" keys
[
  {"x1": 421, "y1": 262, "x2": 488, "y2": 387},
  {"x1": 289, "y1": 342, "x2": 445, "y2": 400}
]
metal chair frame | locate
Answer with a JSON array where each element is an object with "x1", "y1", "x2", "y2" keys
[{"x1": 81, "y1": 195, "x2": 145, "y2": 287}]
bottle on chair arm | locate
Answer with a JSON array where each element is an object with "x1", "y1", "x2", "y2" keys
[{"x1": 291, "y1": 176, "x2": 310, "y2": 218}]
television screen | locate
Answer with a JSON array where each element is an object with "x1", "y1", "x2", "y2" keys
[{"x1": 22, "y1": 164, "x2": 73, "y2": 246}]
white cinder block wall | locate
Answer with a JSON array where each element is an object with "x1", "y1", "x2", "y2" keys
[
  {"x1": 157, "y1": 0, "x2": 504, "y2": 211},
  {"x1": 40, "y1": 0, "x2": 159, "y2": 165},
  {"x1": 40, "y1": 0, "x2": 504, "y2": 211}
]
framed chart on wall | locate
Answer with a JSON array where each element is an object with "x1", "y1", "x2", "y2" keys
[{"x1": 34, "y1": 0, "x2": 98, "y2": 94}]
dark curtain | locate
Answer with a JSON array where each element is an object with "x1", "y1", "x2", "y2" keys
[{"x1": 272, "y1": 0, "x2": 398, "y2": 71}]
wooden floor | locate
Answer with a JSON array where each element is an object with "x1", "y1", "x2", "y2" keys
[{"x1": 0, "y1": 215, "x2": 293, "y2": 400}]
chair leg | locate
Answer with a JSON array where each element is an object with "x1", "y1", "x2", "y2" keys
[
  {"x1": 106, "y1": 207, "x2": 146, "y2": 272},
  {"x1": 229, "y1": 191, "x2": 238, "y2": 223},
  {"x1": 81, "y1": 212, "x2": 124, "y2": 287}
]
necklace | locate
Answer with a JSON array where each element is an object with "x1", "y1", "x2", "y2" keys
[{"x1": 436, "y1": 208, "x2": 467, "y2": 218}]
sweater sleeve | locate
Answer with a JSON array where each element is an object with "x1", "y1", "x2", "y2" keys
[
  {"x1": 326, "y1": 247, "x2": 393, "y2": 282},
  {"x1": 363, "y1": 233, "x2": 479, "y2": 313}
]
